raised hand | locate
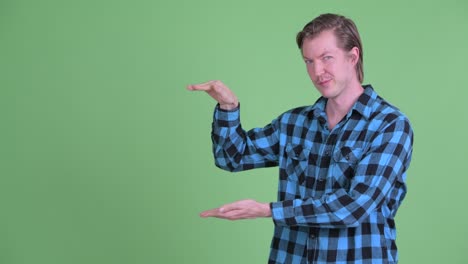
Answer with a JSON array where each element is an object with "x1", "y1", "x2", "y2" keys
[
  {"x1": 187, "y1": 80, "x2": 239, "y2": 110},
  {"x1": 200, "y1": 199, "x2": 271, "y2": 220}
]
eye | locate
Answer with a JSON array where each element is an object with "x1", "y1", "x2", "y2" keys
[
  {"x1": 323, "y1": 56, "x2": 332, "y2": 61},
  {"x1": 304, "y1": 59, "x2": 313, "y2": 65}
]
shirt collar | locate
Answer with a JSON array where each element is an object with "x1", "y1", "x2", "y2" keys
[{"x1": 310, "y1": 84, "x2": 377, "y2": 121}]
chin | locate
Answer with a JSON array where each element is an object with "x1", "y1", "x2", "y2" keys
[
  {"x1": 313, "y1": 84, "x2": 335, "y2": 98},
  {"x1": 321, "y1": 92, "x2": 336, "y2": 99}
]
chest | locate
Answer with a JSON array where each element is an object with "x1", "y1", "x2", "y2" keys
[{"x1": 278, "y1": 117, "x2": 372, "y2": 197}]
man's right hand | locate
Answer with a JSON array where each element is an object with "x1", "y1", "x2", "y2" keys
[{"x1": 187, "y1": 80, "x2": 239, "y2": 110}]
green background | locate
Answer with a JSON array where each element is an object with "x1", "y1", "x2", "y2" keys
[{"x1": 1, "y1": 0, "x2": 467, "y2": 263}]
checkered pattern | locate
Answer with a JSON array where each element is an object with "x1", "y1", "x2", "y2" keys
[{"x1": 211, "y1": 85, "x2": 413, "y2": 263}]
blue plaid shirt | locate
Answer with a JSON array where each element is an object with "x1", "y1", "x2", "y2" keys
[{"x1": 211, "y1": 85, "x2": 413, "y2": 263}]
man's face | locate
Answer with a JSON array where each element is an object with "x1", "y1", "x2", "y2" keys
[{"x1": 301, "y1": 30, "x2": 357, "y2": 100}]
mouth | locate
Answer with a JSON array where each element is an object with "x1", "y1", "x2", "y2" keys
[{"x1": 318, "y1": 79, "x2": 331, "y2": 86}]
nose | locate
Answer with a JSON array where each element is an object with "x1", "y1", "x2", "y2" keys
[
  {"x1": 314, "y1": 61, "x2": 325, "y2": 76},
  {"x1": 307, "y1": 61, "x2": 324, "y2": 78}
]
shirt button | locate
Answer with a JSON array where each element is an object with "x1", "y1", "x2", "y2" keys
[
  {"x1": 310, "y1": 234, "x2": 316, "y2": 239},
  {"x1": 325, "y1": 150, "x2": 330, "y2": 156}
]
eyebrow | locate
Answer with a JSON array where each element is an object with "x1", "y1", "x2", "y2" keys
[{"x1": 303, "y1": 51, "x2": 332, "y2": 60}]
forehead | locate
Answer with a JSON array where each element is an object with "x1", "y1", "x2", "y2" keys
[{"x1": 301, "y1": 30, "x2": 341, "y2": 58}]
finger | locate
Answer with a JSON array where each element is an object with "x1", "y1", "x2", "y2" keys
[
  {"x1": 187, "y1": 80, "x2": 217, "y2": 91},
  {"x1": 222, "y1": 209, "x2": 244, "y2": 220},
  {"x1": 202, "y1": 208, "x2": 242, "y2": 220},
  {"x1": 199, "y1": 208, "x2": 222, "y2": 218}
]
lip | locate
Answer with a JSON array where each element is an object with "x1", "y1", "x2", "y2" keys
[{"x1": 318, "y1": 79, "x2": 331, "y2": 86}]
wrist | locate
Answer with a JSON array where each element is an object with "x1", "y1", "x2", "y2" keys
[
  {"x1": 262, "y1": 202, "x2": 272, "y2": 217},
  {"x1": 219, "y1": 101, "x2": 239, "y2": 110}
]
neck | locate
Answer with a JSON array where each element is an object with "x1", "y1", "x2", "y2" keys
[{"x1": 326, "y1": 81, "x2": 364, "y2": 129}]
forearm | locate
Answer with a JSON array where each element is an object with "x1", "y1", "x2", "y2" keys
[
  {"x1": 270, "y1": 155, "x2": 406, "y2": 228},
  {"x1": 270, "y1": 186, "x2": 388, "y2": 228},
  {"x1": 212, "y1": 104, "x2": 280, "y2": 172}
]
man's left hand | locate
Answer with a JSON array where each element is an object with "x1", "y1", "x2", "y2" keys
[{"x1": 200, "y1": 199, "x2": 272, "y2": 220}]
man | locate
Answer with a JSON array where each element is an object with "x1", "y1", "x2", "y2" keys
[{"x1": 188, "y1": 13, "x2": 413, "y2": 264}]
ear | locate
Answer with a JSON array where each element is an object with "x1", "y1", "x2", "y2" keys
[{"x1": 348, "y1": 47, "x2": 360, "y2": 65}]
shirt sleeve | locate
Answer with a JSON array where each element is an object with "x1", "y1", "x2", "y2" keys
[
  {"x1": 211, "y1": 104, "x2": 280, "y2": 172},
  {"x1": 270, "y1": 116, "x2": 414, "y2": 228}
]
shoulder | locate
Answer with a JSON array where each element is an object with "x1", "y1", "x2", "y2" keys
[
  {"x1": 283, "y1": 105, "x2": 314, "y2": 115},
  {"x1": 276, "y1": 105, "x2": 316, "y2": 124},
  {"x1": 369, "y1": 94, "x2": 413, "y2": 135},
  {"x1": 277, "y1": 96, "x2": 323, "y2": 121}
]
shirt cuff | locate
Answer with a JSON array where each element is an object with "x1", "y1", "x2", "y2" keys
[
  {"x1": 213, "y1": 103, "x2": 240, "y2": 127},
  {"x1": 270, "y1": 200, "x2": 297, "y2": 226}
]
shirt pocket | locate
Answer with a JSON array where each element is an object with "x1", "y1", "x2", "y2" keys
[
  {"x1": 284, "y1": 143, "x2": 310, "y2": 184},
  {"x1": 331, "y1": 146, "x2": 363, "y2": 190}
]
